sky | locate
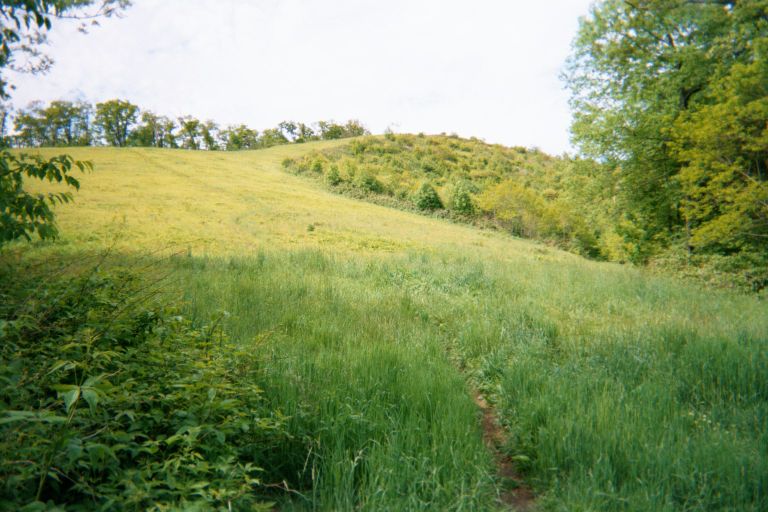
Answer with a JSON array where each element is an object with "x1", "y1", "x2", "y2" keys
[{"x1": 9, "y1": 0, "x2": 594, "y2": 155}]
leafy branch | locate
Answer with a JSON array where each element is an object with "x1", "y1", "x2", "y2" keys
[{"x1": 0, "y1": 150, "x2": 91, "y2": 244}]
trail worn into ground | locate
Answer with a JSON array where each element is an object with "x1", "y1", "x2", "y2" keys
[{"x1": 473, "y1": 392, "x2": 535, "y2": 510}]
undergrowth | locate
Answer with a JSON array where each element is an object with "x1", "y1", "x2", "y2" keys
[{"x1": 0, "y1": 254, "x2": 285, "y2": 511}]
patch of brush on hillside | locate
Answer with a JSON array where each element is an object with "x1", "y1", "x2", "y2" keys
[
  {"x1": 283, "y1": 133, "x2": 619, "y2": 259},
  {"x1": 282, "y1": 134, "x2": 768, "y2": 294}
]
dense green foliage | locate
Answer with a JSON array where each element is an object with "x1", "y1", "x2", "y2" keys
[
  {"x1": 94, "y1": 100, "x2": 138, "y2": 148},
  {"x1": 566, "y1": 0, "x2": 767, "y2": 277},
  {"x1": 9, "y1": 98, "x2": 369, "y2": 150},
  {"x1": 127, "y1": 111, "x2": 177, "y2": 148},
  {"x1": 0, "y1": 150, "x2": 88, "y2": 243},
  {"x1": 414, "y1": 182, "x2": 443, "y2": 211},
  {"x1": 671, "y1": 51, "x2": 768, "y2": 253},
  {"x1": 0, "y1": 257, "x2": 283, "y2": 511},
  {"x1": 12, "y1": 101, "x2": 94, "y2": 147}
]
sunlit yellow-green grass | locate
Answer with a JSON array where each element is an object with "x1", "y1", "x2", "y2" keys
[
  {"x1": 20, "y1": 143, "x2": 768, "y2": 511},
  {"x1": 26, "y1": 143, "x2": 750, "y2": 337},
  {"x1": 28, "y1": 143, "x2": 578, "y2": 263}
]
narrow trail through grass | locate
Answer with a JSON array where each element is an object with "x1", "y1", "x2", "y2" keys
[
  {"x1": 444, "y1": 333, "x2": 536, "y2": 509},
  {"x1": 473, "y1": 392, "x2": 535, "y2": 510}
]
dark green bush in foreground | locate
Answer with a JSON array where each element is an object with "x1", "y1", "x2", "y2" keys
[
  {"x1": 0, "y1": 259, "x2": 283, "y2": 511},
  {"x1": 414, "y1": 183, "x2": 443, "y2": 211}
]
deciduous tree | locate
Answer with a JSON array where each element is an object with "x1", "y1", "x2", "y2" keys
[
  {"x1": 201, "y1": 120, "x2": 220, "y2": 150},
  {"x1": 259, "y1": 127, "x2": 288, "y2": 148},
  {"x1": 222, "y1": 124, "x2": 259, "y2": 150},
  {"x1": 177, "y1": 115, "x2": 201, "y2": 150},
  {"x1": 95, "y1": 99, "x2": 138, "y2": 147},
  {"x1": 565, "y1": 0, "x2": 768, "y2": 259}
]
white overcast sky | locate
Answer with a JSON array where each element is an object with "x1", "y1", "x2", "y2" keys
[{"x1": 9, "y1": 0, "x2": 593, "y2": 155}]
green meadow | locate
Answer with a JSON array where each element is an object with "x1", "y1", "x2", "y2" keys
[{"x1": 6, "y1": 142, "x2": 767, "y2": 511}]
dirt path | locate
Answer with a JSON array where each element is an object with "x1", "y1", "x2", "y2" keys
[{"x1": 473, "y1": 392, "x2": 536, "y2": 510}]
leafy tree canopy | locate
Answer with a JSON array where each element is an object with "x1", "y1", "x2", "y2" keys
[
  {"x1": 95, "y1": 99, "x2": 138, "y2": 147},
  {"x1": 566, "y1": 0, "x2": 768, "y2": 258}
]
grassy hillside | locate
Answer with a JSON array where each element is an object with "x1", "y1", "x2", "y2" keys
[
  {"x1": 282, "y1": 134, "x2": 768, "y2": 292},
  {"x1": 25, "y1": 143, "x2": 570, "y2": 261},
  {"x1": 7, "y1": 143, "x2": 768, "y2": 511},
  {"x1": 282, "y1": 134, "x2": 618, "y2": 258}
]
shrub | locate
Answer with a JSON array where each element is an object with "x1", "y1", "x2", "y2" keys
[
  {"x1": 414, "y1": 183, "x2": 443, "y2": 211},
  {"x1": 650, "y1": 248, "x2": 768, "y2": 294},
  {"x1": 0, "y1": 259, "x2": 284, "y2": 511},
  {"x1": 342, "y1": 159, "x2": 357, "y2": 179},
  {"x1": 450, "y1": 183, "x2": 474, "y2": 215},
  {"x1": 357, "y1": 172, "x2": 385, "y2": 194},
  {"x1": 349, "y1": 139, "x2": 368, "y2": 155},
  {"x1": 325, "y1": 164, "x2": 342, "y2": 186}
]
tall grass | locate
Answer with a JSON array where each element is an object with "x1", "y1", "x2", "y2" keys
[
  {"x1": 173, "y1": 251, "x2": 498, "y2": 510},
  {"x1": 170, "y1": 248, "x2": 766, "y2": 511}
]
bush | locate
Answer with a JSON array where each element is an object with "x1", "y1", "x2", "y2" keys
[
  {"x1": 450, "y1": 183, "x2": 474, "y2": 215},
  {"x1": 650, "y1": 248, "x2": 768, "y2": 294},
  {"x1": 414, "y1": 183, "x2": 443, "y2": 211},
  {"x1": 0, "y1": 259, "x2": 284, "y2": 511},
  {"x1": 342, "y1": 159, "x2": 357, "y2": 179},
  {"x1": 606, "y1": 217, "x2": 653, "y2": 264},
  {"x1": 349, "y1": 139, "x2": 369, "y2": 155},
  {"x1": 325, "y1": 164, "x2": 342, "y2": 186},
  {"x1": 357, "y1": 172, "x2": 385, "y2": 194}
]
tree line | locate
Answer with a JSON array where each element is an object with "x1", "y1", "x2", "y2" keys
[
  {"x1": 566, "y1": 0, "x2": 767, "y2": 271},
  {"x1": 0, "y1": 98, "x2": 369, "y2": 150}
]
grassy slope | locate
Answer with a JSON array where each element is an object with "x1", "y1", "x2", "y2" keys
[
  {"x1": 31, "y1": 143, "x2": 567, "y2": 260},
  {"x1": 25, "y1": 143, "x2": 768, "y2": 511}
]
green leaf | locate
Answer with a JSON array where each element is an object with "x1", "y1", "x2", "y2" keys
[
  {"x1": 47, "y1": 360, "x2": 76, "y2": 375},
  {"x1": 82, "y1": 388, "x2": 99, "y2": 413},
  {"x1": 53, "y1": 384, "x2": 81, "y2": 413},
  {"x1": 0, "y1": 410, "x2": 67, "y2": 425}
]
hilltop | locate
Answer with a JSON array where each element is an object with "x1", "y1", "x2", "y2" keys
[{"x1": 283, "y1": 134, "x2": 604, "y2": 255}]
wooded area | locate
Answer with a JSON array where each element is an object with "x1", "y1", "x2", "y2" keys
[
  {"x1": 1, "y1": 98, "x2": 368, "y2": 150},
  {"x1": 566, "y1": 0, "x2": 767, "y2": 274}
]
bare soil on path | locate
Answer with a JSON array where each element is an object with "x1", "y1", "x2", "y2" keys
[{"x1": 473, "y1": 392, "x2": 536, "y2": 511}]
